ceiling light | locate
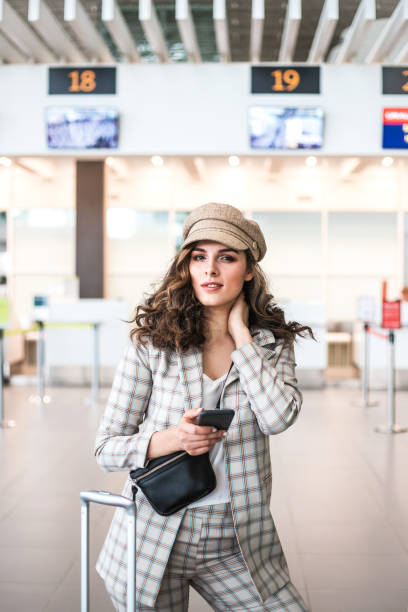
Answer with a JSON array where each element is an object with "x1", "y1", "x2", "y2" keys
[
  {"x1": 228, "y1": 155, "x2": 240, "y2": 167},
  {"x1": 382, "y1": 156, "x2": 394, "y2": 167},
  {"x1": 305, "y1": 156, "x2": 317, "y2": 167},
  {"x1": 105, "y1": 156, "x2": 115, "y2": 167},
  {"x1": 151, "y1": 155, "x2": 164, "y2": 167},
  {"x1": 0, "y1": 157, "x2": 12, "y2": 167}
]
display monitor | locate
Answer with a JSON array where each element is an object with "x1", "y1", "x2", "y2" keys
[
  {"x1": 46, "y1": 107, "x2": 119, "y2": 149},
  {"x1": 382, "y1": 108, "x2": 408, "y2": 148},
  {"x1": 249, "y1": 106, "x2": 324, "y2": 150}
]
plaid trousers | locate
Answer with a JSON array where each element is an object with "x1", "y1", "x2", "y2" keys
[{"x1": 107, "y1": 502, "x2": 309, "y2": 612}]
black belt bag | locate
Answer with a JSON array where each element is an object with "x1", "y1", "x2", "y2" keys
[
  {"x1": 130, "y1": 450, "x2": 215, "y2": 516},
  {"x1": 129, "y1": 364, "x2": 233, "y2": 516}
]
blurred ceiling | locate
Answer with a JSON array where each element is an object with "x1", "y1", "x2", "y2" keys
[{"x1": 0, "y1": 0, "x2": 403, "y2": 64}]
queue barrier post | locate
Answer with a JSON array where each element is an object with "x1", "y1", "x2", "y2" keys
[
  {"x1": 85, "y1": 322, "x2": 101, "y2": 406},
  {"x1": 354, "y1": 322, "x2": 379, "y2": 408},
  {"x1": 29, "y1": 321, "x2": 51, "y2": 405},
  {"x1": 375, "y1": 330, "x2": 407, "y2": 435},
  {"x1": 91, "y1": 322, "x2": 100, "y2": 404},
  {"x1": 0, "y1": 328, "x2": 16, "y2": 428}
]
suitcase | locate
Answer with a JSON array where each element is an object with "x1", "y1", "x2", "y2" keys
[{"x1": 80, "y1": 490, "x2": 136, "y2": 612}]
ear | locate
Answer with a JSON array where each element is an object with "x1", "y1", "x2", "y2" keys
[{"x1": 244, "y1": 268, "x2": 254, "y2": 282}]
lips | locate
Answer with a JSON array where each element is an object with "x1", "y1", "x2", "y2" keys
[{"x1": 201, "y1": 283, "x2": 223, "y2": 287}]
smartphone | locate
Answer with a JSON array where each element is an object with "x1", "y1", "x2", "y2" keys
[{"x1": 195, "y1": 409, "x2": 235, "y2": 430}]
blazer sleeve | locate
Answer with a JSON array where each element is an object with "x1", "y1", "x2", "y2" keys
[
  {"x1": 230, "y1": 339, "x2": 303, "y2": 435},
  {"x1": 94, "y1": 341, "x2": 153, "y2": 471}
]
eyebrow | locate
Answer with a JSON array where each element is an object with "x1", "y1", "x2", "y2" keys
[{"x1": 191, "y1": 247, "x2": 239, "y2": 254}]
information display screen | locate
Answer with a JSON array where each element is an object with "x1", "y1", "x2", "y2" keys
[
  {"x1": 249, "y1": 106, "x2": 324, "y2": 150},
  {"x1": 382, "y1": 108, "x2": 408, "y2": 148},
  {"x1": 46, "y1": 107, "x2": 119, "y2": 149},
  {"x1": 48, "y1": 67, "x2": 116, "y2": 95},
  {"x1": 251, "y1": 66, "x2": 320, "y2": 94}
]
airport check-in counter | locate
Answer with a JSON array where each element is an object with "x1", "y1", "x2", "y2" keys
[
  {"x1": 353, "y1": 302, "x2": 408, "y2": 390},
  {"x1": 40, "y1": 299, "x2": 130, "y2": 386},
  {"x1": 35, "y1": 298, "x2": 327, "y2": 388},
  {"x1": 280, "y1": 302, "x2": 327, "y2": 389}
]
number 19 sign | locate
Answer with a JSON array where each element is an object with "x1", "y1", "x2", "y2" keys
[
  {"x1": 251, "y1": 66, "x2": 320, "y2": 94},
  {"x1": 48, "y1": 67, "x2": 116, "y2": 95}
]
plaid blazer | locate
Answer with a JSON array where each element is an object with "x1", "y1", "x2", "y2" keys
[{"x1": 94, "y1": 326, "x2": 303, "y2": 608}]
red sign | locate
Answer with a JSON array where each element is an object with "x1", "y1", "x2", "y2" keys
[
  {"x1": 383, "y1": 108, "x2": 408, "y2": 124},
  {"x1": 382, "y1": 300, "x2": 401, "y2": 329}
]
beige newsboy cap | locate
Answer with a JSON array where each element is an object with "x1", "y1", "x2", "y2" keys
[{"x1": 181, "y1": 202, "x2": 266, "y2": 262}]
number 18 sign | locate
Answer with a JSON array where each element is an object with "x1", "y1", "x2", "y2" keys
[{"x1": 48, "y1": 67, "x2": 116, "y2": 95}]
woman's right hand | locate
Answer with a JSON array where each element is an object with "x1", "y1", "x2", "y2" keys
[{"x1": 175, "y1": 407, "x2": 226, "y2": 455}]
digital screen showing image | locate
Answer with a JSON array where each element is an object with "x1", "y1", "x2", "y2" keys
[
  {"x1": 46, "y1": 107, "x2": 119, "y2": 149},
  {"x1": 249, "y1": 106, "x2": 324, "y2": 150}
]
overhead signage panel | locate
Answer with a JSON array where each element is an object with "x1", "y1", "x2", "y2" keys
[
  {"x1": 48, "y1": 67, "x2": 116, "y2": 95},
  {"x1": 251, "y1": 66, "x2": 320, "y2": 94},
  {"x1": 382, "y1": 67, "x2": 408, "y2": 94}
]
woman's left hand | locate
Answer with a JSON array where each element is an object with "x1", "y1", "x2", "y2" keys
[{"x1": 228, "y1": 292, "x2": 251, "y2": 345}]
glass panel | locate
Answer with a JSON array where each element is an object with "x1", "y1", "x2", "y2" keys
[
  {"x1": 107, "y1": 273, "x2": 162, "y2": 313},
  {"x1": 327, "y1": 213, "x2": 398, "y2": 321},
  {"x1": 174, "y1": 211, "x2": 189, "y2": 252},
  {"x1": 252, "y1": 212, "x2": 322, "y2": 275},
  {"x1": 106, "y1": 209, "x2": 170, "y2": 304},
  {"x1": 328, "y1": 212, "x2": 397, "y2": 276},
  {"x1": 13, "y1": 209, "x2": 75, "y2": 273},
  {"x1": 11, "y1": 209, "x2": 75, "y2": 319},
  {"x1": 327, "y1": 276, "x2": 398, "y2": 321},
  {"x1": 266, "y1": 274, "x2": 323, "y2": 303},
  {"x1": 252, "y1": 212, "x2": 323, "y2": 302}
]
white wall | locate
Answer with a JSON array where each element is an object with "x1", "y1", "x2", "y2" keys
[{"x1": 1, "y1": 64, "x2": 408, "y2": 156}]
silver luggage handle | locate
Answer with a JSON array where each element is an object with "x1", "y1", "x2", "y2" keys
[
  {"x1": 80, "y1": 490, "x2": 135, "y2": 510},
  {"x1": 80, "y1": 490, "x2": 136, "y2": 612}
]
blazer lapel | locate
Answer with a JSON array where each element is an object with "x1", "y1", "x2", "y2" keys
[{"x1": 176, "y1": 346, "x2": 204, "y2": 413}]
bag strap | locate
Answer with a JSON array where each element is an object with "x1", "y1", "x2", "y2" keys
[{"x1": 215, "y1": 362, "x2": 234, "y2": 410}]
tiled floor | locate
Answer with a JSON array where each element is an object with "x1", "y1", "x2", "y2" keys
[{"x1": 0, "y1": 384, "x2": 407, "y2": 611}]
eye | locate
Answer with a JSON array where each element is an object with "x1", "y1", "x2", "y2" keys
[
  {"x1": 220, "y1": 255, "x2": 236, "y2": 262},
  {"x1": 191, "y1": 254, "x2": 205, "y2": 261}
]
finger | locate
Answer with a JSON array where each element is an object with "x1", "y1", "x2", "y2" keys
[
  {"x1": 183, "y1": 407, "x2": 203, "y2": 420},
  {"x1": 181, "y1": 431, "x2": 221, "y2": 442},
  {"x1": 186, "y1": 439, "x2": 214, "y2": 449},
  {"x1": 188, "y1": 446, "x2": 212, "y2": 455},
  {"x1": 180, "y1": 422, "x2": 214, "y2": 435}
]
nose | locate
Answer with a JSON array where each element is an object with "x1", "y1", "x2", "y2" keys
[{"x1": 205, "y1": 256, "x2": 218, "y2": 276}]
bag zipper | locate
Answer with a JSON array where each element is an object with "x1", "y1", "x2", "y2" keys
[{"x1": 132, "y1": 451, "x2": 188, "y2": 485}]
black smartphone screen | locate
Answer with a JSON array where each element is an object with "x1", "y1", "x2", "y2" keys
[{"x1": 195, "y1": 409, "x2": 235, "y2": 430}]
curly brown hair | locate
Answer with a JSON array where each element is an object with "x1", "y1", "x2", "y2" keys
[{"x1": 130, "y1": 243, "x2": 315, "y2": 352}]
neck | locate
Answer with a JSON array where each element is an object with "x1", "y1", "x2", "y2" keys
[{"x1": 203, "y1": 306, "x2": 231, "y2": 344}]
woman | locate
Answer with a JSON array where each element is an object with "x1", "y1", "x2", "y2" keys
[{"x1": 95, "y1": 202, "x2": 313, "y2": 611}]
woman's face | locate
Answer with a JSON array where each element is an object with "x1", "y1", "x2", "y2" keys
[{"x1": 189, "y1": 241, "x2": 253, "y2": 308}]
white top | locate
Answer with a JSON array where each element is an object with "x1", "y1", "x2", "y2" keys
[{"x1": 186, "y1": 372, "x2": 231, "y2": 508}]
